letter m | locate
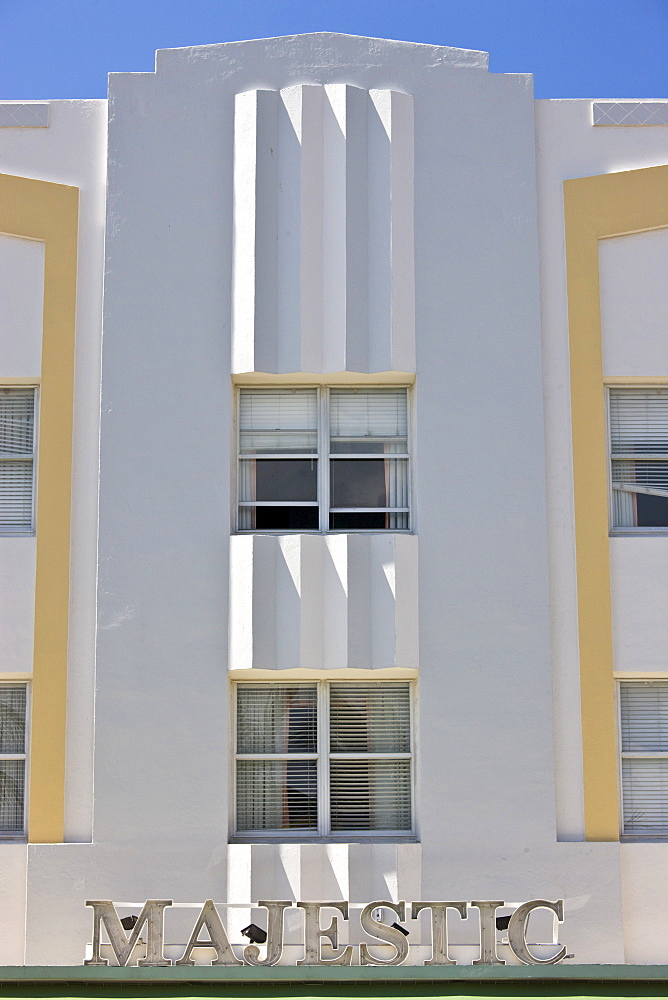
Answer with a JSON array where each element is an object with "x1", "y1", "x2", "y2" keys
[{"x1": 84, "y1": 900, "x2": 172, "y2": 967}]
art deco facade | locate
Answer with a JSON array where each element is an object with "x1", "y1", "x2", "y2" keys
[{"x1": 1, "y1": 32, "x2": 668, "y2": 990}]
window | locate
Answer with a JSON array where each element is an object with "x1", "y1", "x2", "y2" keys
[
  {"x1": 0, "y1": 387, "x2": 35, "y2": 533},
  {"x1": 234, "y1": 681, "x2": 413, "y2": 837},
  {"x1": 237, "y1": 387, "x2": 410, "y2": 531},
  {"x1": 0, "y1": 685, "x2": 28, "y2": 837},
  {"x1": 620, "y1": 681, "x2": 668, "y2": 837},
  {"x1": 610, "y1": 388, "x2": 668, "y2": 529}
]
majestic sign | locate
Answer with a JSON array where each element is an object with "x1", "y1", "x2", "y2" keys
[{"x1": 84, "y1": 898, "x2": 566, "y2": 968}]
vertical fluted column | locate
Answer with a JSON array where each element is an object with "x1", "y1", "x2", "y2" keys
[{"x1": 232, "y1": 84, "x2": 415, "y2": 375}]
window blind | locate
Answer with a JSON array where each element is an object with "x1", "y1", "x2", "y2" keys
[
  {"x1": 329, "y1": 683, "x2": 412, "y2": 833},
  {"x1": 0, "y1": 685, "x2": 27, "y2": 836},
  {"x1": 329, "y1": 389, "x2": 407, "y2": 445},
  {"x1": 239, "y1": 389, "x2": 317, "y2": 454},
  {"x1": 236, "y1": 685, "x2": 318, "y2": 832},
  {"x1": 621, "y1": 681, "x2": 668, "y2": 836},
  {"x1": 0, "y1": 389, "x2": 35, "y2": 532}
]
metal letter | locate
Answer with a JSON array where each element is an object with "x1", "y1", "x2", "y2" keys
[
  {"x1": 471, "y1": 900, "x2": 505, "y2": 966},
  {"x1": 296, "y1": 901, "x2": 354, "y2": 966},
  {"x1": 243, "y1": 900, "x2": 292, "y2": 967},
  {"x1": 507, "y1": 899, "x2": 567, "y2": 965},
  {"x1": 411, "y1": 901, "x2": 467, "y2": 966},
  {"x1": 84, "y1": 900, "x2": 172, "y2": 967},
  {"x1": 359, "y1": 901, "x2": 409, "y2": 966},
  {"x1": 175, "y1": 899, "x2": 242, "y2": 966}
]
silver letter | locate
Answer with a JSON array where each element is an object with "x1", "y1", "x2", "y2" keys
[
  {"x1": 175, "y1": 899, "x2": 242, "y2": 966},
  {"x1": 243, "y1": 901, "x2": 291, "y2": 967},
  {"x1": 359, "y1": 901, "x2": 409, "y2": 966},
  {"x1": 84, "y1": 900, "x2": 172, "y2": 967},
  {"x1": 471, "y1": 900, "x2": 505, "y2": 966},
  {"x1": 411, "y1": 901, "x2": 467, "y2": 966},
  {"x1": 296, "y1": 901, "x2": 353, "y2": 966},
  {"x1": 508, "y1": 899, "x2": 567, "y2": 965}
]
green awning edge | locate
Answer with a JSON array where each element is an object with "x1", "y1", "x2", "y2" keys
[{"x1": 0, "y1": 965, "x2": 666, "y2": 984}]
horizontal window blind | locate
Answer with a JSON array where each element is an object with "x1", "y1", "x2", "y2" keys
[
  {"x1": 236, "y1": 685, "x2": 317, "y2": 754},
  {"x1": 329, "y1": 683, "x2": 411, "y2": 833},
  {"x1": 330, "y1": 759, "x2": 412, "y2": 831},
  {"x1": 0, "y1": 389, "x2": 35, "y2": 532},
  {"x1": 0, "y1": 685, "x2": 27, "y2": 836},
  {"x1": 239, "y1": 389, "x2": 317, "y2": 454},
  {"x1": 329, "y1": 389, "x2": 407, "y2": 446},
  {"x1": 610, "y1": 390, "x2": 668, "y2": 457},
  {"x1": 329, "y1": 683, "x2": 411, "y2": 753},
  {"x1": 621, "y1": 682, "x2": 668, "y2": 836}
]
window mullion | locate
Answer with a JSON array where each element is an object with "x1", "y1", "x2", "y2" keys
[
  {"x1": 318, "y1": 682, "x2": 330, "y2": 836},
  {"x1": 319, "y1": 388, "x2": 329, "y2": 532}
]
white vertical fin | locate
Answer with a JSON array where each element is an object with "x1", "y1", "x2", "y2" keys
[
  {"x1": 322, "y1": 85, "x2": 348, "y2": 372},
  {"x1": 232, "y1": 89, "x2": 279, "y2": 373}
]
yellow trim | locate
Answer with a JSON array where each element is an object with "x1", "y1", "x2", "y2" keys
[
  {"x1": 233, "y1": 371, "x2": 416, "y2": 386},
  {"x1": 0, "y1": 173, "x2": 79, "y2": 843},
  {"x1": 564, "y1": 164, "x2": 668, "y2": 842},
  {"x1": 604, "y1": 376, "x2": 668, "y2": 385},
  {"x1": 0, "y1": 377, "x2": 41, "y2": 385}
]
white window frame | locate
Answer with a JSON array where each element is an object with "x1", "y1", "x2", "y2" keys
[
  {"x1": 235, "y1": 385, "x2": 412, "y2": 533},
  {"x1": 0, "y1": 386, "x2": 38, "y2": 536},
  {"x1": 232, "y1": 679, "x2": 416, "y2": 841},
  {"x1": 608, "y1": 386, "x2": 668, "y2": 535},
  {"x1": 0, "y1": 682, "x2": 30, "y2": 839}
]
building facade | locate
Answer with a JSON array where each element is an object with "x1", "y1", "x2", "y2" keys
[{"x1": 1, "y1": 32, "x2": 668, "y2": 988}]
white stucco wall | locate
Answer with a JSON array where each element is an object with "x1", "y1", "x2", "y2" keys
[{"x1": 600, "y1": 228, "x2": 668, "y2": 376}]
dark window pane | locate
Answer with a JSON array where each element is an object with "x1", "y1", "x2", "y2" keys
[
  {"x1": 330, "y1": 511, "x2": 407, "y2": 530},
  {"x1": 252, "y1": 506, "x2": 319, "y2": 530},
  {"x1": 248, "y1": 459, "x2": 317, "y2": 502},
  {"x1": 330, "y1": 460, "x2": 386, "y2": 507},
  {"x1": 637, "y1": 493, "x2": 668, "y2": 527}
]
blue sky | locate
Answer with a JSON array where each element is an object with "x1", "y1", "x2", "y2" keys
[{"x1": 1, "y1": 0, "x2": 667, "y2": 100}]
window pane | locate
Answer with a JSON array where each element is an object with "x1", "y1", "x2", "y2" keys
[
  {"x1": 237, "y1": 685, "x2": 317, "y2": 754},
  {"x1": 622, "y1": 758, "x2": 668, "y2": 835},
  {"x1": 0, "y1": 389, "x2": 34, "y2": 455},
  {"x1": 240, "y1": 389, "x2": 317, "y2": 454},
  {"x1": 610, "y1": 390, "x2": 668, "y2": 527},
  {"x1": 0, "y1": 761, "x2": 24, "y2": 834},
  {"x1": 329, "y1": 389, "x2": 407, "y2": 454},
  {"x1": 610, "y1": 390, "x2": 668, "y2": 455},
  {"x1": 330, "y1": 683, "x2": 411, "y2": 753},
  {"x1": 240, "y1": 506, "x2": 320, "y2": 531},
  {"x1": 0, "y1": 687, "x2": 26, "y2": 755},
  {"x1": 637, "y1": 493, "x2": 668, "y2": 527},
  {"x1": 237, "y1": 759, "x2": 318, "y2": 831},
  {"x1": 330, "y1": 459, "x2": 408, "y2": 508},
  {"x1": 239, "y1": 459, "x2": 317, "y2": 502},
  {"x1": 621, "y1": 683, "x2": 668, "y2": 753},
  {"x1": 330, "y1": 759, "x2": 411, "y2": 831},
  {"x1": 329, "y1": 511, "x2": 409, "y2": 530},
  {"x1": 0, "y1": 462, "x2": 33, "y2": 530}
]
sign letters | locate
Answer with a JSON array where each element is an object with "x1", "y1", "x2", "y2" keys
[{"x1": 84, "y1": 897, "x2": 566, "y2": 968}]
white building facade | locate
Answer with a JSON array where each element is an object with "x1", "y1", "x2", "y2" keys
[{"x1": 1, "y1": 33, "x2": 668, "y2": 991}]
